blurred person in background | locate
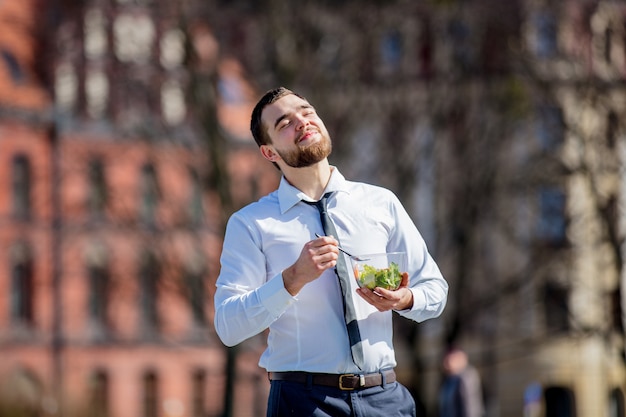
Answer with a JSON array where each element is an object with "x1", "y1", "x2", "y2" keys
[
  {"x1": 214, "y1": 87, "x2": 448, "y2": 417},
  {"x1": 438, "y1": 348, "x2": 484, "y2": 417}
]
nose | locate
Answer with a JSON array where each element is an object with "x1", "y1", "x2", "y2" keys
[{"x1": 294, "y1": 113, "x2": 309, "y2": 130}]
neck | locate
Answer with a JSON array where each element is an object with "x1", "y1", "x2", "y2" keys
[{"x1": 281, "y1": 159, "x2": 332, "y2": 200}]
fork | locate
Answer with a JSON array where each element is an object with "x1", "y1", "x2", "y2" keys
[{"x1": 315, "y1": 233, "x2": 367, "y2": 261}]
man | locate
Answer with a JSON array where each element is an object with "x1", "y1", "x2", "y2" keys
[
  {"x1": 439, "y1": 348, "x2": 484, "y2": 417},
  {"x1": 214, "y1": 87, "x2": 448, "y2": 416}
]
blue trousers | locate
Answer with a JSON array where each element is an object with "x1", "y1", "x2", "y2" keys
[{"x1": 266, "y1": 379, "x2": 416, "y2": 417}]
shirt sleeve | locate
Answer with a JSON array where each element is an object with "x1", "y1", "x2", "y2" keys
[
  {"x1": 386, "y1": 192, "x2": 449, "y2": 322},
  {"x1": 214, "y1": 212, "x2": 296, "y2": 347}
]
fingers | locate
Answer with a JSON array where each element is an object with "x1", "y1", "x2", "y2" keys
[
  {"x1": 298, "y1": 238, "x2": 338, "y2": 275},
  {"x1": 313, "y1": 235, "x2": 338, "y2": 249},
  {"x1": 357, "y1": 287, "x2": 393, "y2": 311},
  {"x1": 400, "y1": 272, "x2": 409, "y2": 287},
  {"x1": 309, "y1": 237, "x2": 339, "y2": 265},
  {"x1": 356, "y1": 282, "x2": 411, "y2": 312}
]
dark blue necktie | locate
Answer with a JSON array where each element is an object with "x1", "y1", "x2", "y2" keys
[{"x1": 306, "y1": 192, "x2": 364, "y2": 370}]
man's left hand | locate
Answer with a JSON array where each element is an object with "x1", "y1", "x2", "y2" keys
[{"x1": 356, "y1": 272, "x2": 413, "y2": 311}]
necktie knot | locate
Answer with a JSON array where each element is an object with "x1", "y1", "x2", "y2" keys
[
  {"x1": 313, "y1": 199, "x2": 325, "y2": 214},
  {"x1": 305, "y1": 192, "x2": 334, "y2": 236},
  {"x1": 305, "y1": 192, "x2": 332, "y2": 211}
]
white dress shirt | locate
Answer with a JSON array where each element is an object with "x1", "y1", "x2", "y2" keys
[{"x1": 214, "y1": 167, "x2": 448, "y2": 374}]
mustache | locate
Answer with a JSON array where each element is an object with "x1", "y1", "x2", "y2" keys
[{"x1": 295, "y1": 128, "x2": 318, "y2": 144}]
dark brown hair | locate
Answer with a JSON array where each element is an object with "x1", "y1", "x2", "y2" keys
[{"x1": 250, "y1": 87, "x2": 304, "y2": 147}]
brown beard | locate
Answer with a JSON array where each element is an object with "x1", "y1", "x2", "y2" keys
[{"x1": 277, "y1": 135, "x2": 332, "y2": 168}]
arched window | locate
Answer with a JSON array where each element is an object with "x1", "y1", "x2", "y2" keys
[
  {"x1": 12, "y1": 154, "x2": 32, "y2": 220},
  {"x1": 188, "y1": 168, "x2": 204, "y2": 227},
  {"x1": 89, "y1": 369, "x2": 109, "y2": 417},
  {"x1": 142, "y1": 371, "x2": 158, "y2": 417},
  {"x1": 185, "y1": 254, "x2": 206, "y2": 328},
  {"x1": 140, "y1": 164, "x2": 160, "y2": 227},
  {"x1": 10, "y1": 241, "x2": 34, "y2": 327},
  {"x1": 88, "y1": 158, "x2": 108, "y2": 220},
  {"x1": 191, "y1": 369, "x2": 206, "y2": 417},
  {"x1": 85, "y1": 242, "x2": 110, "y2": 339},
  {"x1": 139, "y1": 251, "x2": 159, "y2": 336}
]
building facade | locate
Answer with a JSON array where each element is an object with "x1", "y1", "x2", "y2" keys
[{"x1": 0, "y1": 0, "x2": 278, "y2": 416}]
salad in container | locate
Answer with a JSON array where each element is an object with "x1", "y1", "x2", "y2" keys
[{"x1": 350, "y1": 252, "x2": 407, "y2": 290}]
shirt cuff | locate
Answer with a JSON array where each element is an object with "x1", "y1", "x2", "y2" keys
[
  {"x1": 258, "y1": 272, "x2": 296, "y2": 318},
  {"x1": 396, "y1": 287, "x2": 425, "y2": 313}
]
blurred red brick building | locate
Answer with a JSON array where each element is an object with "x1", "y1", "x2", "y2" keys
[{"x1": 0, "y1": 1, "x2": 278, "y2": 416}]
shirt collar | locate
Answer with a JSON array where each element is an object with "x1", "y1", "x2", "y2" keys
[{"x1": 277, "y1": 166, "x2": 350, "y2": 214}]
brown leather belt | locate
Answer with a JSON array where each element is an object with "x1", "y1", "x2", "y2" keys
[{"x1": 268, "y1": 369, "x2": 396, "y2": 391}]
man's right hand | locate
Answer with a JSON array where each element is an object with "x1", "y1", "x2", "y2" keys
[{"x1": 282, "y1": 235, "x2": 339, "y2": 295}]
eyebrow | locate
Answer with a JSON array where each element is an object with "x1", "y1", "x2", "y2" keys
[{"x1": 273, "y1": 104, "x2": 314, "y2": 129}]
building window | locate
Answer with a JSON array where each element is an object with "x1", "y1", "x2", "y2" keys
[
  {"x1": 113, "y1": 13, "x2": 155, "y2": 64},
  {"x1": 55, "y1": 62, "x2": 78, "y2": 111},
  {"x1": 604, "y1": 24, "x2": 614, "y2": 64},
  {"x1": 89, "y1": 369, "x2": 109, "y2": 417},
  {"x1": 84, "y1": 8, "x2": 108, "y2": 60},
  {"x1": 86, "y1": 68, "x2": 109, "y2": 118},
  {"x1": 543, "y1": 281, "x2": 569, "y2": 332},
  {"x1": 536, "y1": 105, "x2": 564, "y2": 151},
  {"x1": 10, "y1": 242, "x2": 34, "y2": 327},
  {"x1": 418, "y1": 19, "x2": 434, "y2": 78},
  {"x1": 448, "y1": 18, "x2": 474, "y2": 73},
  {"x1": 161, "y1": 79, "x2": 186, "y2": 126},
  {"x1": 88, "y1": 263, "x2": 109, "y2": 333},
  {"x1": 537, "y1": 186, "x2": 567, "y2": 246},
  {"x1": 610, "y1": 288, "x2": 624, "y2": 333},
  {"x1": 379, "y1": 29, "x2": 403, "y2": 76},
  {"x1": 605, "y1": 194, "x2": 619, "y2": 238},
  {"x1": 140, "y1": 164, "x2": 160, "y2": 227},
  {"x1": 88, "y1": 159, "x2": 108, "y2": 220},
  {"x1": 160, "y1": 28, "x2": 185, "y2": 70},
  {"x1": 532, "y1": 11, "x2": 557, "y2": 58},
  {"x1": 142, "y1": 371, "x2": 158, "y2": 417},
  {"x1": 607, "y1": 110, "x2": 618, "y2": 148},
  {"x1": 609, "y1": 388, "x2": 625, "y2": 417},
  {"x1": 186, "y1": 268, "x2": 206, "y2": 327},
  {"x1": 139, "y1": 251, "x2": 159, "y2": 335},
  {"x1": 191, "y1": 369, "x2": 206, "y2": 417},
  {"x1": 12, "y1": 155, "x2": 32, "y2": 220},
  {"x1": 544, "y1": 386, "x2": 576, "y2": 417},
  {"x1": 188, "y1": 168, "x2": 204, "y2": 226},
  {"x1": 85, "y1": 242, "x2": 110, "y2": 340}
]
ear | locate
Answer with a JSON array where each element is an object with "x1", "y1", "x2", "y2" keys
[{"x1": 260, "y1": 145, "x2": 280, "y2": 162}]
